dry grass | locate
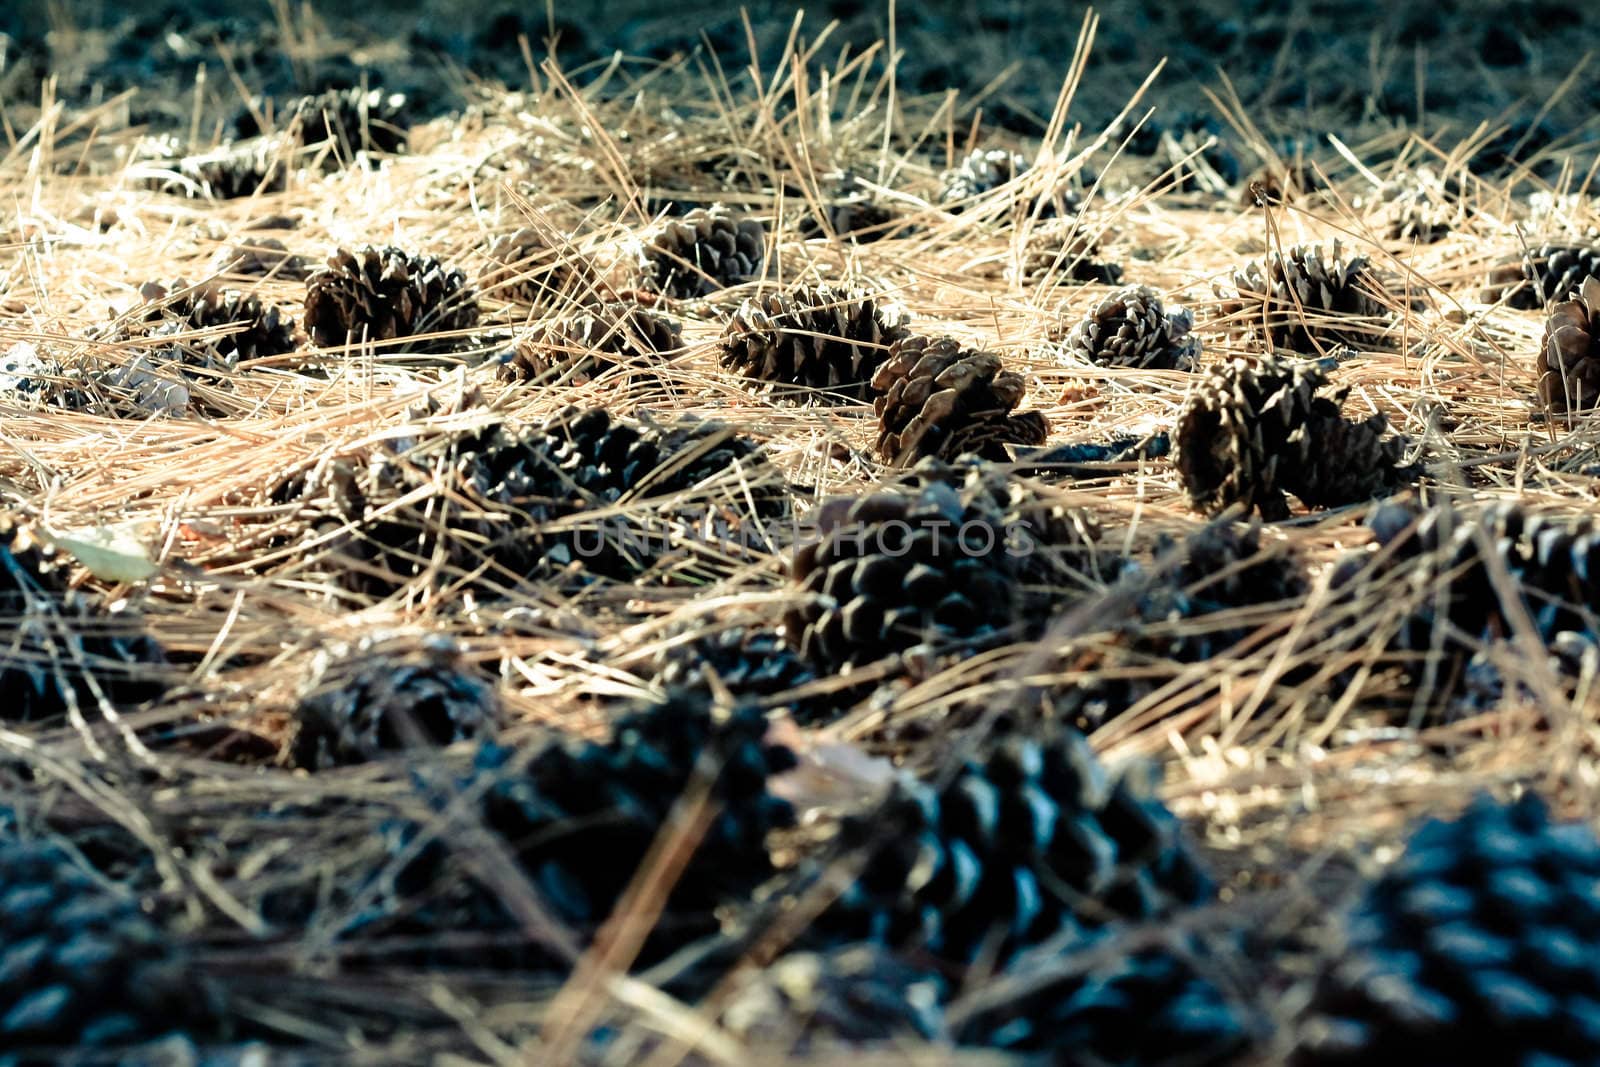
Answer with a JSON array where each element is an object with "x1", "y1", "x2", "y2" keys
[{"x1": 2, "y1": 5, "x2": 1600, "y2": 1063}]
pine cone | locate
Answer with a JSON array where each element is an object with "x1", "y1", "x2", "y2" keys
[
  {"x1": 303, "y1": 246, "x2": 480, "y2": 352},
  {"x1": 1057, "y1": 521, "x2": 1307, "y2": 731},
  {"x1": 398, "y1": 693, "x2": 797, "y2": 962},
  {"x1": 640, "y1": 207, "x2": 765, "y2": 298},
  {"x1": 242, "y1": 86, "x2": 410, "y2": 156},
  {"x1": 478, "y1": 226, "x2": 598, "y2": 308},
  {"x1": 1329, "y1": 500, "x2": 1600, "y2": 698},
  {"x1": 1174, "y1": 353, "x2": 1417, "y2": 520},
  {"x1": 1486, "y1": 243, "x2": 1600, "y2": 310},
  {"x1": 954, "y1": 935, "x2": 1253, "y2": 1065},
  {"x1": 872, "y1": 335, "x2": 1049, "y2": 465},
  {"x1": 1014, "y1": 221, "x2": 1123, "y2": 286},
  {"x1": 498, "y1": 302, "x2": 680, "y2": 385},
  {"x1": 1294, "y1": 793, "x2": 1600, "y2": 1065},
  {"x1": 139, "y1": 141, "x2": 287, "y2": 200},
  {"x1": 292, "y1": 636, "x2": 499, "y2": 769},
  {"x1": 274, "y1": 406, "x2": 784, "y2": 593},
  {"x1": 1537, "y1": 274, "x2": 1600, "y2": 413},
  {"x1": 1220, "y1": 242, "x2": 1392, "y2": 353},
  {"x1": 1062, "y1": 284, "x2": 1201, "y2": 371},
  {"x1": 135, "y1": 280, "x2": 296, "y2": 363},
  {"x1": 719, "y1": 285, "x2": 909, "y2": 403},
  {"x1": 721, "y1": 944, "x2": 947, "y2": 1051},
  {"x1": 806, "y1": 721, "x2": 1212, "y2": 965},
  {"x1": 648, "y1": 624, "x2": 836, "y2": 725},
  {"x1": 939, "y1": 148, "x2": 1030, "y2": 205},
  {"x1": 1458, "y1": 630, "x2": 1598, "y2": 716},
  {"x1": 0, "y1": 832, "x2": 216, "y2": 1054},
  {"x1": 892, "y1": 455, "x2": 1116, "y2": 616},
  {"x1": 939, "y1": 148, "x2": 1079, "y2": 218},
  {"x1": 0, "y1": 521, "x2": 166, "y2": 722},
  {"x1": 797, "y1": 173, "x2": 897, "y2": 243},
  {"x1": 783, "y1": 477, "x2": 1022, "y2": 672}
]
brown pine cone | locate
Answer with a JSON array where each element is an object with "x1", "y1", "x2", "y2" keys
[
  {"x1": 1220, "y1": 241, "x2": 1392, "y2": 353},
  {"x1": 497, "y1": 301, "x2": 681, "y2": 385},
  {"x1": 1062, "y1": 284, "x2": 1201, "y2": 371},
  {"x1": 479, "y1": 227, "x2": 598, "y2": 308},
  {"x1": 640, "y1": 206, "x2": 765, "y2": 298},
  {"x1": 872, "y1": 336, "x2": 1048, "y2": 465},
  {"x1": 719, "y1": 285, "x2": 908, "y2": 403},
  {"x1": 1174, "y1": 353, "x2": 1417, "y2": 520},
  {"x1": 1538, "y1": 275, "x2": 1600, "y2": 414},
  {"x1": 304, "y1": 246, "x2": 480, "y2": 351},
  {"x1": 135, "y1": 280, "x2": 296, "y2": 362}
]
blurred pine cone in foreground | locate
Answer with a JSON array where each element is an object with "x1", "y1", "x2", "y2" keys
[
  {"x1": 292, "y1": 635, "x2": 499, "y2": 769},
  {"x1": 1174, "y1": 353, "x2": 1417, "y2": 520},
  {"x1": 1293, "y1": 793, "x2": 1600, "y2": 1066},
  {"x1": 1537, "y1": 274, "x2": 1600, "y2": 414}
]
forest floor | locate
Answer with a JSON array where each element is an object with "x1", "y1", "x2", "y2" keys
[{"x1": 2, "y1": 2, "x2": 1600, "y2": 1064}]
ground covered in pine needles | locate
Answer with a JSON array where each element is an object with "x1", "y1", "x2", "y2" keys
[{"x1": 3, "y1": 2, "x2": 1600, "y2": 1064}]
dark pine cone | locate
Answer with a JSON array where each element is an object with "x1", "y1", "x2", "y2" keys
[
  {"x1": 1537, "y1": 274, "x2": 1600, "y2": 413},
  {"x1": 648, "y1": 624, "x2": 835, "y2": 725},
  {"x1": 1174, "y1": 353, "x2": 1417, "y2": 520},
  {"x1": 140, "y1": 141, "x2": 287, "y2": 200},
  {"x1": 872, "y1": 335, "x2": 1049, "y2": 465},
  {"x1": 1014, "y1": 220, "x2": 1123, "y2": 286},
  {"x1": 1486, "y1": 242, "x2": 1600, "y2": 310},
  {"x1": 399, "y1": 692, "x2": 797, "y2": 964},
  {"x1": 0, "y1": 830, "x2": 217, "y2": 1055},
  {"x1": 953, "y1": 935, "x2": 1254, "y2": 1065},
  {"x1": 0, "y1": 521, "x2": 166, "y2": 722},
  {"x1": 797, "y1": 173, "x2": 898, "y2": 243},
  {"x1": 1294, "y1": 793, "x2": 1600, "y2": 1066},
  {"x1": 1062, "y1": 284, "x2": 1201, "y2": 371},
  {"x1": 640, "y1": 206, "x2": 765, "y2": 298},
  {"x1": 721, "y1": 944, "x2": 947, "y2": 1051},
  {"x1": 1328, "y1": 500, "x2": 1600, "y2": 705},
  {"x1": 719, "y1": 285, "x2": 909, "y2": 403},
  {"x1": 1058, "y1": 521, "x2": 1309, "y2": 731},
  {"x1": 303, "y1": 245, "x2": 480, "y2": 352},
  {"x1": 888, "y1": 455, "x2": 1117, "y2": 621},
  {"x1": 292, "y1": 636, "x2": 499, "y2": 769},
  {"x1": 1220, "y1": 242, "x2": 1392, "y2": 353},
  {"x1": 1458, "y1": 630, "x2": 1598, "y2": 717},
  {"x1": 240, "y1": 86, "x2": 410, "y2": 156},
  {"x1": 498, "y1": 301, "x2": 681, "y2": 385},
  {"x1": 275, "y1": 406, "x2": 785, "y2": 593},
  {"x1": 783, "y1": 477, "x2": 1022, "y2": 673},
  {"x1": 478, "y1": 226, "x2": 599, "y2": 308},
  {"x1": 135, "y1": 280, "x2": 296, "y2": 363},
  {"x1": 806, "y1": 721, "x2": 1212, "y2": 965}
]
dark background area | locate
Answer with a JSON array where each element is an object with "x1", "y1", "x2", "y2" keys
[{"x1": 2, "y1": 1, "x2": 1596, "y2": 177}]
